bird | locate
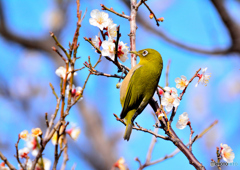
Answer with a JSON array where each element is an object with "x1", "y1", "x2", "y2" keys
[{"x1": 120, "y1": 48, "x2": 163, "y2": 141}]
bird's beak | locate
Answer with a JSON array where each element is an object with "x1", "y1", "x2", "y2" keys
[{"x1": 129, "y1": 51, "x2": 140, "y2": 56}]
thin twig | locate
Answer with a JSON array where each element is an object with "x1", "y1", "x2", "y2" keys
[
  {"x1": 15, "y1": 136, "x2": 25, "y2": 170},
  {"x1": 84, "y1": 37, "x2": 101, "y2": 54},
  {"x1": 50, "y1": 32, "x2": 71, "y2": 60},
  {"x1": 45, "y1": 113, "x2": 49, "y2": 128},
  {"x1": 139, "y1": 120, "x2": 218, "y2": 168},
  {"x1": 0, "y1": 151, "x2": 16, "y2": 170},
  {"x1": 100, "y1": 4, "x2": 129, "y2": 19},
  {"x1": 114, "y1": 26, "x2": 122, "y2": 71},
  {"x1": 113, "y1": 114, "x2": 170, "y2": 140},
  {"x1": 187, "y1": 121, "x2": 194, "y2": 152},
  {"x1": 52, "y1": 46, "x2": 67, "y2": 62},
  {"x1": 49, "y1": 83, "x2": 59, "y2": 99},
  {"x1": 142, "y1": 1, "x2": 160, "y2": 26},
  {"x1": 145, "y1": 127, "x2": 158, "y2": 164},
  {"x1": 60, "y1": 137, "x2": 69, "y2": 170},
  {"x1": 53, "y1": 125, "x2": 61, "y2": 170},
  {"x1": 169, "y1": 68, "x2": 201, "y2": 124},
  {"x1": 179, "y1": 68, "x2": 201, "y2": 100}
]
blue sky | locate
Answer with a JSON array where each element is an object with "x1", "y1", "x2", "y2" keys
[{"x1": 0, "y1": 0, "x2": 239, "y2": 170}]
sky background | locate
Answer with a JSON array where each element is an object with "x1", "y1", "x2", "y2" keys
[{"x1": 0, "y1": 0, "x2": 240, "y2": 170}]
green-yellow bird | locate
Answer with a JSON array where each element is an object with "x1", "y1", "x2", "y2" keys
[{"x1": 120, "y1": 48, "x2": 163, "y2": 141}]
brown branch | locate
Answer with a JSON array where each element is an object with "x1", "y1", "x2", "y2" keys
[
  {"x1": 61, "y1": 138, "x2": 69, "y2": 170},
  {"x1": 169, "y1": 68, "x2": 201, "y2": 124},
  {"x1": 100, "y1": 4, "x2": 130, "y2": 19},
  {"x1": 129, "y1": 0, "x2": 138, "y2": 67},
  {"x1": 142, "y1": 1, "x2": 160, "y2": 26},
  {"x1": 50, "y1": 32, "x2": 71, "y2": 60},
  {"x1": 120, "y1": 0, "x2": 234, "y2": 56},
  {"x1": 145, "y1": 127, "x2": 159, "y2": 164},
  {"x1": 84, "y1": 37, "x2": 101, "y2": 54},
  {"x1": 90, "y1": 70, "x2": 125, "y2": 79},
  {"x1": 14, "y1": 136, "x2": 25, "y2": 170},
  {"x1": 45, "y1": 113, "x2": 49, "y2": 128},
  {"x1": 138, "y1": 120, "x2": 218, "y2": 169},
  {"x1": 114, "y1": 26, "x2": 121, "y2": 67},
  {"x1": 0, "y1": 151, "x2": 16, "y2": 170},
  {"x1": 211, "y1": 0, "x2": 240, "y2": 53},
  {"x1": 52, "y1": 46, "x2": 67, "y2": 62},
  {"x1": 113, "y1": 114, "x2": 170, "y2": 140},
  {"x1": 187, "y1": 121, "x2": 194, "y2": 152},
  {"x1": 179, "y1": 68, "x2": 201, "y2": 100},
  {"x1": 31, "y1": 121, "x2": 63, "y2": 170},
  {"x1": 53, "y1": 125, "x2": 61, "y2": 170},
  {"x1": 49, "y1": 83, "x2": 59, "y2": 99},
  {"x1": 148, "y1": 98, "x2": 206, "y2": 170}
]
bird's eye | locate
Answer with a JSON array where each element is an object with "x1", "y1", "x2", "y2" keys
[{"x1": 142, "y1": 50, "x2": 148, "y2": 56}]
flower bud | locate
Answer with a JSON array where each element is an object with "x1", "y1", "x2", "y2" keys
[
  {"x1": 157, "y1": 17, "x2": 164, "y2": 22},
  {"x1": 149, "y1": 13, "x2": 154, "y2": 19}
]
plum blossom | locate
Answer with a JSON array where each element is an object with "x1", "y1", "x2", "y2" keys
[
  {"x1": 195, "y1": 67, "x2": 211, "y2": 87},
  {"x1": 66, "y1": 84, "x2": 83, "y2": 103},
  {"x1": 92, "y1": 32, "x2": 101, "y2": 52},
  {"x1": 55, "y1": 66, "x2": 77, "y2": 80},
  {"x1": 107, "y1": 19, "x2": 117, "y2": 38},
  {"x1": 220, "y1": 143, "x2": 235, "y2": 163},
  {"x1": 89, "y1": 9, "x2": 110, "y2": 30},
  {"x1": 161, "y1": 87, "x2": 180, "y2": 112},
  {"x1": 101, "y1": 38, "x2": 115, "y2": 59},
  {"x1": 113, "y1": 157, "x2": 128, "y2": 170},
  {"x1": 66, "y1": 125, "x2": 81, "y2": 141},
  {"x1": 176, "y1": 112, "x2": 189, "y2": 129},
  {"x1": 26, "y1": 136, "x2": 40, "y2": 157},
  {"x1": 18, "y1": 147, "x2": 30, "y2": 158},
  {"x1": 31, "y1": 128, "x2": 42, "y2": 137},
  {"x1": 164, "y1": 87, "x2": 178, "y2": 97},
  {"x1": 18, "y1": 160, "x2": 32, "y2": 170},
  {"x1": 117, "y1": 41, "x2": 129, "y2": 62},
  {"x1": 20, "y1": 130, "x2": 30, "y2": 141},
  {"x1": 36, "y1": 158, "x2": 51, "y2": 170},
  {"x1": 0, "y1": 162, "x2": 10, "y2": 170},
  {"x1": 175, "y1": 75, "x2": 189, "y2": 90}
]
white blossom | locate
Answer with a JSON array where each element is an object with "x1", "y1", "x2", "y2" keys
[
  {"x1": 176, "y1": 112, "x2": 189, "y2": 129},
  {"x1": 67, "y1": 126, "x2": 81, "y2": 141},
  {"x1": 175, "y1": 75, "x2": 189, "y2": 90},
  {"x1": 221, "y1": 143, "x2": 235, "y2": 163},
  {"x1": 101, "y1": 38, "x2": 115, "y2": 59},
  {"x1": 195, "y1": 67, "x2": 211, "y2": 87},
  {"x1": 89, "y1": 9, "x2": 110, "y2": 30},
  {"x1": 107, "y1": 19, "x2": 117, "y2": 38},
  {"x1": 164, "y1": 87, "x2": 178, "y2": 97},
  {"x1": 55, "y1": 66, "x2": 77, "y2": 80},
  {"x1": 18, "y1": 147, "x2": 30, "y2": 158},
  {"x1": 161, "y1": 89, "x2": 180, "y2": 112},
  {"x1": 92, "y1": 32, "x2": 101, "y2": 52},
  {"x1": 36, "y1": 158, "x2": 51, "y2": 170},
  {"x1": 66, "y1": 84, "x2": 83, "y2": 103},
  {"x1": 117, "y1": 41, "x2": 129, "y2": 62}
]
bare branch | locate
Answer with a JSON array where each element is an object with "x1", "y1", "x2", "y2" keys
[
  {"x1": 113, "y1": 114, "x2": 170, "y2": 140},
  {"x1": 100, "y1": 4, "x2": 130, "y2": 19},
  {"x1": 0, "y1": 151, "x2": 16, "y2": 170}
]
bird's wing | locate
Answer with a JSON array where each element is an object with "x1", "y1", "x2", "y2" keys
[{"x1": 120, "y1": 66, "x2": 144, "y2": 119}]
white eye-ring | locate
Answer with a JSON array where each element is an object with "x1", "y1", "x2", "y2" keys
[{"x1": 142, "y1": 50, "x2": 148, "y2": 56}]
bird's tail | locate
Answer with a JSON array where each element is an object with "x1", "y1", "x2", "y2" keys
[{"x1": 123, "y1": 110, "x2": 135, "y2": 141}]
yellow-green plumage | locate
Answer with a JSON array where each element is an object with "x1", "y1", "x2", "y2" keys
[{"x1": 120, "y1": 48, "x2": 163, "y2": 141}]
